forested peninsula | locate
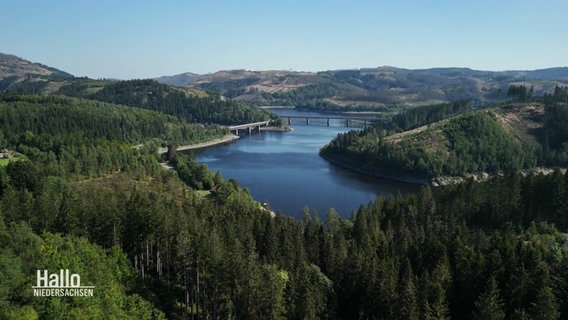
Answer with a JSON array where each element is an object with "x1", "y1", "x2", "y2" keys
[{"x1": 321, "y1": 87, "x2": 568, "y2": 185}]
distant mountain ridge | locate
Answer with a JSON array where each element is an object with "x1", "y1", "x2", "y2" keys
[
  {"x1": 154, "y1": 72, "x2": 203, "y2": 87},
  {"x1": 0, "y1": 53, "x2": 72, "y2": 78},
  {"x1": 156, "y1": 66, "x2": 568, "y2": 108},
  {"x1": 2, "y1": 52, "x2": 567, "y2": 109}
]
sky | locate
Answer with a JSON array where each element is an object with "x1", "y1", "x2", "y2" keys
[{"x1": 1, "y1": 0, "x2": 567, "y2": 79}]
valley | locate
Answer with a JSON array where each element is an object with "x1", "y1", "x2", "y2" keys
[{"x1": 1, "y1": 52, "x2": 568, "y2": 319}]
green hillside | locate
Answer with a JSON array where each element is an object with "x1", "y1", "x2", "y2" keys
[
  {"x1": 55, "y1": 79, "x2": 277, "y2": 125},
  {"x1": 0, "y1": 54, "x2": 277, "y2": 126},
  {"x1": 321, "y1": 91, "x2": 568, "y2": 183},
  {"x1": 0, "y1": 94, "x2": 227, "y2": 147}
]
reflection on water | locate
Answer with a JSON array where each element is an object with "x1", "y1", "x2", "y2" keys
[{"x1": 193, "y1": 109, "x2": 419, "y2": 218}]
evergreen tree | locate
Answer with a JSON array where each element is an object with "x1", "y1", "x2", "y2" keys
[
  {"x1": 530, "y1": 286, "x2": 560, "y2": 320},
  {"x1": 473, "y1": 278, "x2": 505, "y2": 320},
  {"x1": 397, "y1": 260, "x2": 419, "y2": 320}
]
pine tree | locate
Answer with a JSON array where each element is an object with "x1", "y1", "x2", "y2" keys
[
  {"x1": 530, "y1": 286, "x2": 560, "y2": 320},
  {"x1": 473, "y1": 278, "x2": 505, "y2": 320},
  {"x1": 424, "y1": 293, "x2": 450, "y2": 320},
  {"x1": 397, "y1": 260, "x2": 419, "y2": 320}
]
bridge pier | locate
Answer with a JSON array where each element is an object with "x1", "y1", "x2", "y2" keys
[
  {"x1": 288, "y1": 117, "x2": 291, "y2": 125},
  {"x1": 229, "y1": 120, "x2": 271, "y2": 136},
  {"x1": 327, "y1": 118, "x2": 330, "y2": 126},
  {"x1": 306, "y1": 118, "x2": 309, "y2": 125}
]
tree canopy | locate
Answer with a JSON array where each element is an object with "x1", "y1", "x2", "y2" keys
[{"x1": 0, "y1": 90, "x2": 567, "y2": 318}]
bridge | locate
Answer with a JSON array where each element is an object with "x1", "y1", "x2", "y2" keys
[
  {"x1": 280, "y1": 115, "x2": 377, "y2": 127},
  {"x1": 227, "y1": 115, "x2": 378, "y2": 136},
  {"x1": 229, "y1": 120, "x2": 271, "y2": 135}
]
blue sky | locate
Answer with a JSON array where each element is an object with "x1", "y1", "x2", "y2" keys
[{"x1": 1, "y1": 0, "x2": 567, "y2": 79}]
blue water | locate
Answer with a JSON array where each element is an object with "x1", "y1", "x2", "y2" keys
[{"x1": 192, "y1": 109, "x2": 419, "y2": 218}]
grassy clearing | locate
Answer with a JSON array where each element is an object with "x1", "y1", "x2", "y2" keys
[{"x1": 0, "y1": 153, "x2": 26, "y2": 167}]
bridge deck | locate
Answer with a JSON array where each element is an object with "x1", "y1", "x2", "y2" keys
[
  {"x1": 281, "y1": 115, "x2": 377, "y2": 121},
  {"x1": 229, "y1": 120, "x2": 271, "y2": 130}
]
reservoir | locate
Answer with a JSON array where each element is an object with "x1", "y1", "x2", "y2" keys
[{"x1": 193, "y1": 109, "x2": 420, "y2": 219}]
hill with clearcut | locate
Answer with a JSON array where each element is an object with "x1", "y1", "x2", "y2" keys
[
  {"x1": 0, "y1": 53, "x2": 72, "y2": 78},
  {"x1": 320, "y1": 91, "x2": 568, "y2": 184},
  {"x1": 157, "y1": 67, "x2": 568, "y2": 109}
]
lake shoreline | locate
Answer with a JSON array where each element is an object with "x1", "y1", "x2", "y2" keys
[
  {"x1": 192, "y1": 108, "x2": 420, "y2": 216},
  {"x1": 320, "y1": 150, "x2": 568, "y2": 188},
  {"x1": 319, "y1": 151, "x2": 430, "y2": 186}
]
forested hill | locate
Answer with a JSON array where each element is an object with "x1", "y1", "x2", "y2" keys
[
  {"x1": 321, "y1": 88, "x2": 568, "y2": 184},
  {"x1": 0, "y1": 76, "x2": 276, "y2": 126},
  {"x1": 0, "y1": 53, "x2": 276, "y2": 126},
  {"x1": 0, "y1": 94, "x2": 228, "y2": 153},
  {"x1": 55, "y1": 79, "x2": 277, "y2": 125},
  {"x1": 157, "y1": 67, "x2": 568, "y2": 110}
]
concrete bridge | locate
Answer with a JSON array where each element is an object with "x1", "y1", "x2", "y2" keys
[
  {"x1": 229, "y1": 120, "x2": 271, "y2": 135},
  {"x1": 281, "y1": 115, "x2": 377, "y2": 127}
]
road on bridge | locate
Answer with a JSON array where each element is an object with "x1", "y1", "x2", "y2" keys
[{"x1": 228, "y1": 120, "x2": 271, "y2": 130}]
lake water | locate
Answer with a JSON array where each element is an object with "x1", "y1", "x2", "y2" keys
[{"x1": 193, "y1": 109, "x2": 420, "y2": 218}]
